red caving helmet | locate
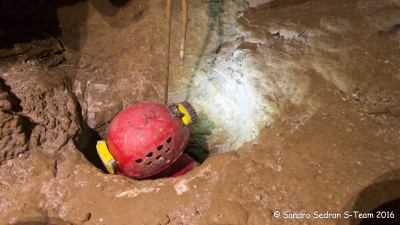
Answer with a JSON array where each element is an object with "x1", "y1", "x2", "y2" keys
[{"x1": 96, "y1": 101, "x2": 198, "y2": 179}]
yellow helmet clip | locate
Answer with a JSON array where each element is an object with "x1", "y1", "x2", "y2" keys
[
  {"x1": 96, "y1": 140, "x2": 118, "y2": 174},
  {"x1": 177, "y1": 101, "x2": 198, "y2": 126},
  {"x1": 177, "y1": 104, "x2": 191, "y2": 125}
]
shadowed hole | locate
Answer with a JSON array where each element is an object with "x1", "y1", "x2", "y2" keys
[
  {"x1": 359, "y1": 198, "x2": 400, "y2": 225},
  {"x1": 167, "y1": 137, "x2": 172, "y2": 143},
  {"x1": 135, "y1": 159, "x2": 142, "y2": 163},
  {"x1": 347, "y1": 173, "x2": 400, "y2": 225},
  {"x1": 146, "y1": 161, "x2": 152, "y2": 165},
  {"x1": 166, "y1": 148, "x2": 170, "y2": 153},
  {"x1": 146, "y1": 152, "x2": 153, "y2": 157},
  {"x1": 157, "y1": 145, "x2": 163, "y2": 150},
  {"x1": 156, "y1": 155, "x2": 161, "y2": 159}
]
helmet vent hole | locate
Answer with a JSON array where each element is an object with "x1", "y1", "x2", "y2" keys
[
  {"x1": 156, "y1": 155, "x2": 161, "y2": 159},
  {"x1": 146, "y1": 161, "x2": 152, "y2": 165},
  {"x1": 167, "y1": 137, "x2": 172, "y2": 143},
  {"x1": 157, "y1": 145, "x2": 163, "y2": 150},
  {"x1": 146, "y1": 152, "x2": 153, "y2": 157},
  {"x1": 166, "y1": 148, "x2": 170, "y2": 153},
  {"x1": 135, "y1": 159, "x2": 143, "y2": 163}
]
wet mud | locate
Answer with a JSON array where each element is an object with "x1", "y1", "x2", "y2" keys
[{"x1": 0, "y1": 0, "x2": 400, "y2": 224}]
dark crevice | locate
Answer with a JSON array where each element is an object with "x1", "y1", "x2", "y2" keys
[
  {"x1": 347, "y1": 171, "x2": 400, "y2": 225},
  {"x1": 359, "y1": 198, "x2": 400, "y2": 225},
  {"x1": 77, "y1": 124, "x2": 107, "y2": 173},
  {"x1": 65, "y1": 81, "x2": 108, "y2": 173},
  {"x1": 388, "y1": 24, "x2": 400, "y2": 35},
  {"x1": 0, "y1": 0, "x2": 60, "y2": 49},
  {"x1": 109, "y1": 0, "x2": 131, "y2": 7},
  {"x1": 184, "y1": 111, "x2": 213, "y2": 163},
  {"x1": 19, "y1": 115, "x2": 37, "y2": 142},
  {"x1": 54, "y1": 0, "x2": 87, "y2": 8}
]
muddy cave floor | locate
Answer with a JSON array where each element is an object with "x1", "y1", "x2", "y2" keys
[{"x1": 1, "y1": 0, "x2": 400, "y2": 225}]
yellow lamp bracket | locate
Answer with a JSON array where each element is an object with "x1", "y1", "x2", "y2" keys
[
  {"x1": 168, "y1": 101, "x2": 198, "y2": 126},
  {"x1": 96, "y1": 140, "x2": 118, "y2": 175}
]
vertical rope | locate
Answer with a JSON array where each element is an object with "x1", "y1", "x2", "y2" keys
[
  {"x1": 185, "y1": 0, "x2": 226, "y2": 101},
  {"x1": 164, "y1": 0, "x2": 172, "y2": 105},
  {"x1": 180, "y1": 0, "x2": 188, "y2": 63}
]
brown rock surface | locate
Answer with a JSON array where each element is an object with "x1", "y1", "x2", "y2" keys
[
  {"x1": 0, "y1": 79, "x2": 29, "y2": 164},
  {"x1": 0, "y1": 0, "x2": 399, "y2": 225}
]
